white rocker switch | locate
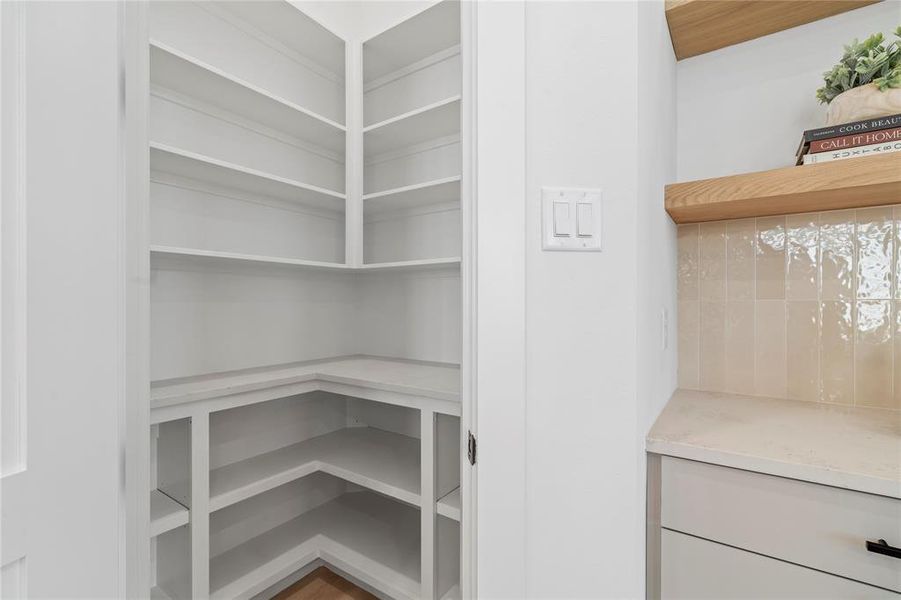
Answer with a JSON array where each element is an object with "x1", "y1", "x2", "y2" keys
[
  {"x1": 577, "y1": 202, "x2": 593, "y2": 237},
  {"x1": 553, "y1": 201, "x2": 571, "y2": 237},
  {"x1": 542, "y1": 187, "x2": 602, "y2": 252}
]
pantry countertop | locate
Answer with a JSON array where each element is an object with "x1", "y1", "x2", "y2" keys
[{"x1": 647, "y1": 389, "x2": 901, "y2": 499}]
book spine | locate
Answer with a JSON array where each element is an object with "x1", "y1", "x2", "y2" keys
[
  {"x1": 802, "y1": 140, "x2": 901, "y2": 164},
  {"x1": 809, "y1": 127, "x2": 901, "y2": 153},
  {"x1": 803, "y1": 113, "x2": 901, "y2": 142}
]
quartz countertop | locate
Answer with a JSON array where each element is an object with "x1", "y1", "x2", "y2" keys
[{"x1": 647, "y1": 389, "x2": 901, "y2": 499}]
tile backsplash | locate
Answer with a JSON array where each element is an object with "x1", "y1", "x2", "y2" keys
[{"x1": 678, "y1": 205, "x2": 901, "y2": 410}]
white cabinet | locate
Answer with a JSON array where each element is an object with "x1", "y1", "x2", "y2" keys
[
  {"x1": 651, "y1": 456, "x2": 900, "y2": 599},
  {"x1": 141, "y1": 2, "x2": 471, "y2": 598}
]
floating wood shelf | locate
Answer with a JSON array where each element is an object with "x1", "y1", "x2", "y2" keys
[
  {"x1": 665, "y1": 0, "x2": 880, "y2": 60},
  {"x1": 665, "y1": 153, "x2": 901, "y2": 224}
]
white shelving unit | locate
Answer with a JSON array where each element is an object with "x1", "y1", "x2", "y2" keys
[{"x1": 144, "y1": 1, "x2": 468, "y2": 598}]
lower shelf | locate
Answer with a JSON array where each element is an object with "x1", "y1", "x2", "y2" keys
[
  {"x1": 210, "y1": 491, "x2": 420, "y2": 600},
  {"x1": 150, "y1": 489, "x2": 189, "y2": 538},
  {"x1": 437, "y1": 487, "x2": 461, "y2": 522},
  {"x1": 208, "y1": 426, "x2": 421, "y2": 511}
]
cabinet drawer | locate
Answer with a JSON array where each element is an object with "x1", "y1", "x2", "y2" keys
[
  {"x1": 661, "y1": 456, "x2": 901, "y2": 593},
  {"x1": 661, "y1": 529, "x2": 888, "y2": 599}
]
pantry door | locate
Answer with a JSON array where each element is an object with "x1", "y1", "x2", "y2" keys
[{"x1": 1, "y1": 2, "x2": 126, "y2": 597}]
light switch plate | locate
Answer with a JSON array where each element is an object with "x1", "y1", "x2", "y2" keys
[{"x1": 541, "y1": 187, "x2": 602, "y2": 251}]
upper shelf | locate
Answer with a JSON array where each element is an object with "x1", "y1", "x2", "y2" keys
[
  {"x1": 364, "y1": 96, "x2": 461, "y2": 158},
  {"x1": 664, "y1": 153, "x2": 901, "y2": 224},
  {"x1": 364, "y1": 176, "x2": 461, "y2": 214},
  {"x1": 150, "y1": 143, "x2": 345, "y2": 210},
  {"x1": 150, "y1": 42, "x2": 345, "y2": 153},
  {"x1": 665, "y1": 0, "x2": 880, "y2": 60},
  {"x1": 363, "y1": 0, "x2": 460, "y2": 84}
]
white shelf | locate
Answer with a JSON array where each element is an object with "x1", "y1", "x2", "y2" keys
[
  {"x1": 437, "y1": 487, "x2": 461, "y2": 522},
  {"x1": 150, "y1": 245, "x2": 350, "y2": 272},
  {"x1": 209, "y1": 427, "x2": 420, "y2": 512},
  {"x1": 364, "y1": 96, "x2": 461, "y2": 158},
  {"x1": 364, "y1": 176, "x2": 461, "y2": 214},
  {"x1": 151, "y1": 356, "x2": 461, "y2": 415},
  {"x1": 149, "y1": 143, "x2": 345, "y2": 210},
  {"x1": 210, "y1": 491, "x2": 420, "y2": 600},
  {"x1": 150, "y1": 42, "x2": 345, "y2": 153},
  {"x1": 150, "y1": 489, "x2": 189, "y2": 538},
  {"x1": 212, "y1": 2, "x2": 346, "y2": 78},
  {"x1": 150, "y1": 586, "x2": 173, "y2": 600},
  {"x1": 441, "y1": 584, "x2": 461, "y2": 600},
  {"x1": 363, "y1": 0, "x2": 460, "y2": 84},
  {"x1": 360, "y1": 257, "x2": 462, "y2": 272}
]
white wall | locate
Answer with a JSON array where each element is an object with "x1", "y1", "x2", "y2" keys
[
  {"x1": 4, "y1": 2, "x2": 125, "y2": 597},
  {"x1": 677, "y1": 1, "x2": 899, "y2": 181},
  {"x1": 522, "y1": 1, "x2": 677, "y2": 597},
  {"x1": 297, "y1": 0, "x2": 433, "y2": 41}
]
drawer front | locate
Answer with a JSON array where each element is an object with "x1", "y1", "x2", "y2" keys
[
  {"x1": 661, "y1": 529, "x2": 889, "y2": 599},
  {"x1": 661, "y1": 456, "x2": 901, "y2": 592}
]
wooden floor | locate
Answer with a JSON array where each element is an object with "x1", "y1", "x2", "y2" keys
[{"x1": 272, "y1": 566, "x2": 377, "y2": 600}]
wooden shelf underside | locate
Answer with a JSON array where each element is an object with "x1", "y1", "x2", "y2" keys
[
  {"x1": 664, "y1": 153, "x2": 901, "y2": 224},
  {"x1": 665, "y1": 0, "x2": 880, "y2": 60}
]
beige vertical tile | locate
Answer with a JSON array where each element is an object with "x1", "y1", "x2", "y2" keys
[
  {"x1": 895, "y1": 207, "x2": 901, "y2": 300},
  {"x1": 856, "y1": 207, "x2": 893, "y2": 300},
  {"x1": 699, "y1": 222, "x2": 726, "y2": 301},
  {"x1": 756, "y1": 216, "x2": 785, "y2": 300},
  {"x1": 678, "y1": 301, "x2": 700, "y2": 389},
  {"x1": 820, "y1": 210, "x2": 855, "y2": 301},
  {"x1": 855, "y1": 300, "x2": 894, "y2": 408},
  {"x1": 699, "y1": 302, "x2": 726, "y2": 391},
  {"x1": 725, "y1": 301, "x2": 755, "y2": 394},
  {"x1": 786, "y1": 215, "x2": 819, "y2": 301},
  {"x1": 755, "y1": 300, "x2": 786, "y2": 397},
  {"x1": 727, "y1": 219, "x2": 755, "y2": 301},
  {"x1": 677, "y1": 224, "x2": 699, "y2": 301},
  {"x1": 820, "y1": 300, "x2": 854, "y2": 405},
  {"x1": 787, "y1": 301, "x2": 819, "y2": 402},
  {"x1": 895, "y1": 301, "x2": 901, "y2": 408}
]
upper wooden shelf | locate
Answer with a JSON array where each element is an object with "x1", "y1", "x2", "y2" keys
[
  {"x1": 665, "y1": 0, "x2": 880, "y2": 60},
  {"x1": 665, "y1": 153, "x2": 901, "y2": 224}
]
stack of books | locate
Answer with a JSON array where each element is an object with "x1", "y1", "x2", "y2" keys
[{"x1": 795, "y1": 113, "x2": 901, "y2": 165}]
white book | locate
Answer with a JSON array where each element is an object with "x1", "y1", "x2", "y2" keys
[{"x1": 803, "y1": 140, "x2": 901, "y2": 164}]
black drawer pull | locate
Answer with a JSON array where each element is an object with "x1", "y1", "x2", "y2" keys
[{"x1": 866, "y1": 539, "x2": 901, "y2": 559}]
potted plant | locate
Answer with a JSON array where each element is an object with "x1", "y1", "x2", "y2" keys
[{"x1": 817, "y1": 26, "x2": 901, "y2": 126}]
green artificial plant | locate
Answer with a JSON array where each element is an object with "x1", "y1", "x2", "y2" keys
[{"x1": 816, "y1": 26, "x2": 901, "y2": 104}]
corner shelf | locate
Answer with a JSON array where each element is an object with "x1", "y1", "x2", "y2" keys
[
  {"x1": 664, "y1": 153, "x2": 901, "y2": 224},
  {"x1": 364, "y1": 96, "x2": 461, "y2": 158},
  {"x1": 150, "y1": 489, "x2": 189, "y2": 538},
  {"x1": 150, "y1": 42, "x2": 345, "y2": 153},
  {"x1": 360, "y1": 257, "x2": 462, "y2": 272},
  {"x1": 150, "y1": 245, "x2": 350, "y2": 272},
  {"x1": 150, "y1": 143, "x2": 345, "y2": 211},
  {"x1": 364, "y1": 176, "x2": 461, "y2": 214},
  {"x1": 437, "y1": 487, "x2": 461, "y2": 522},
  {"x1": 210, "y1": 491, "x2": 420, "y2": 600},
  {"x1": 665, "y1": 0, "x2": 880, "y2": 60},
  {"x1": 207, "y1": 427, "x2": 420, "y2": 512}
]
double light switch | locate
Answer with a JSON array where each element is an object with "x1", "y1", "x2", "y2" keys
[{"x1": 542, "y1": 187, "x2": 602, "y2": 251}]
